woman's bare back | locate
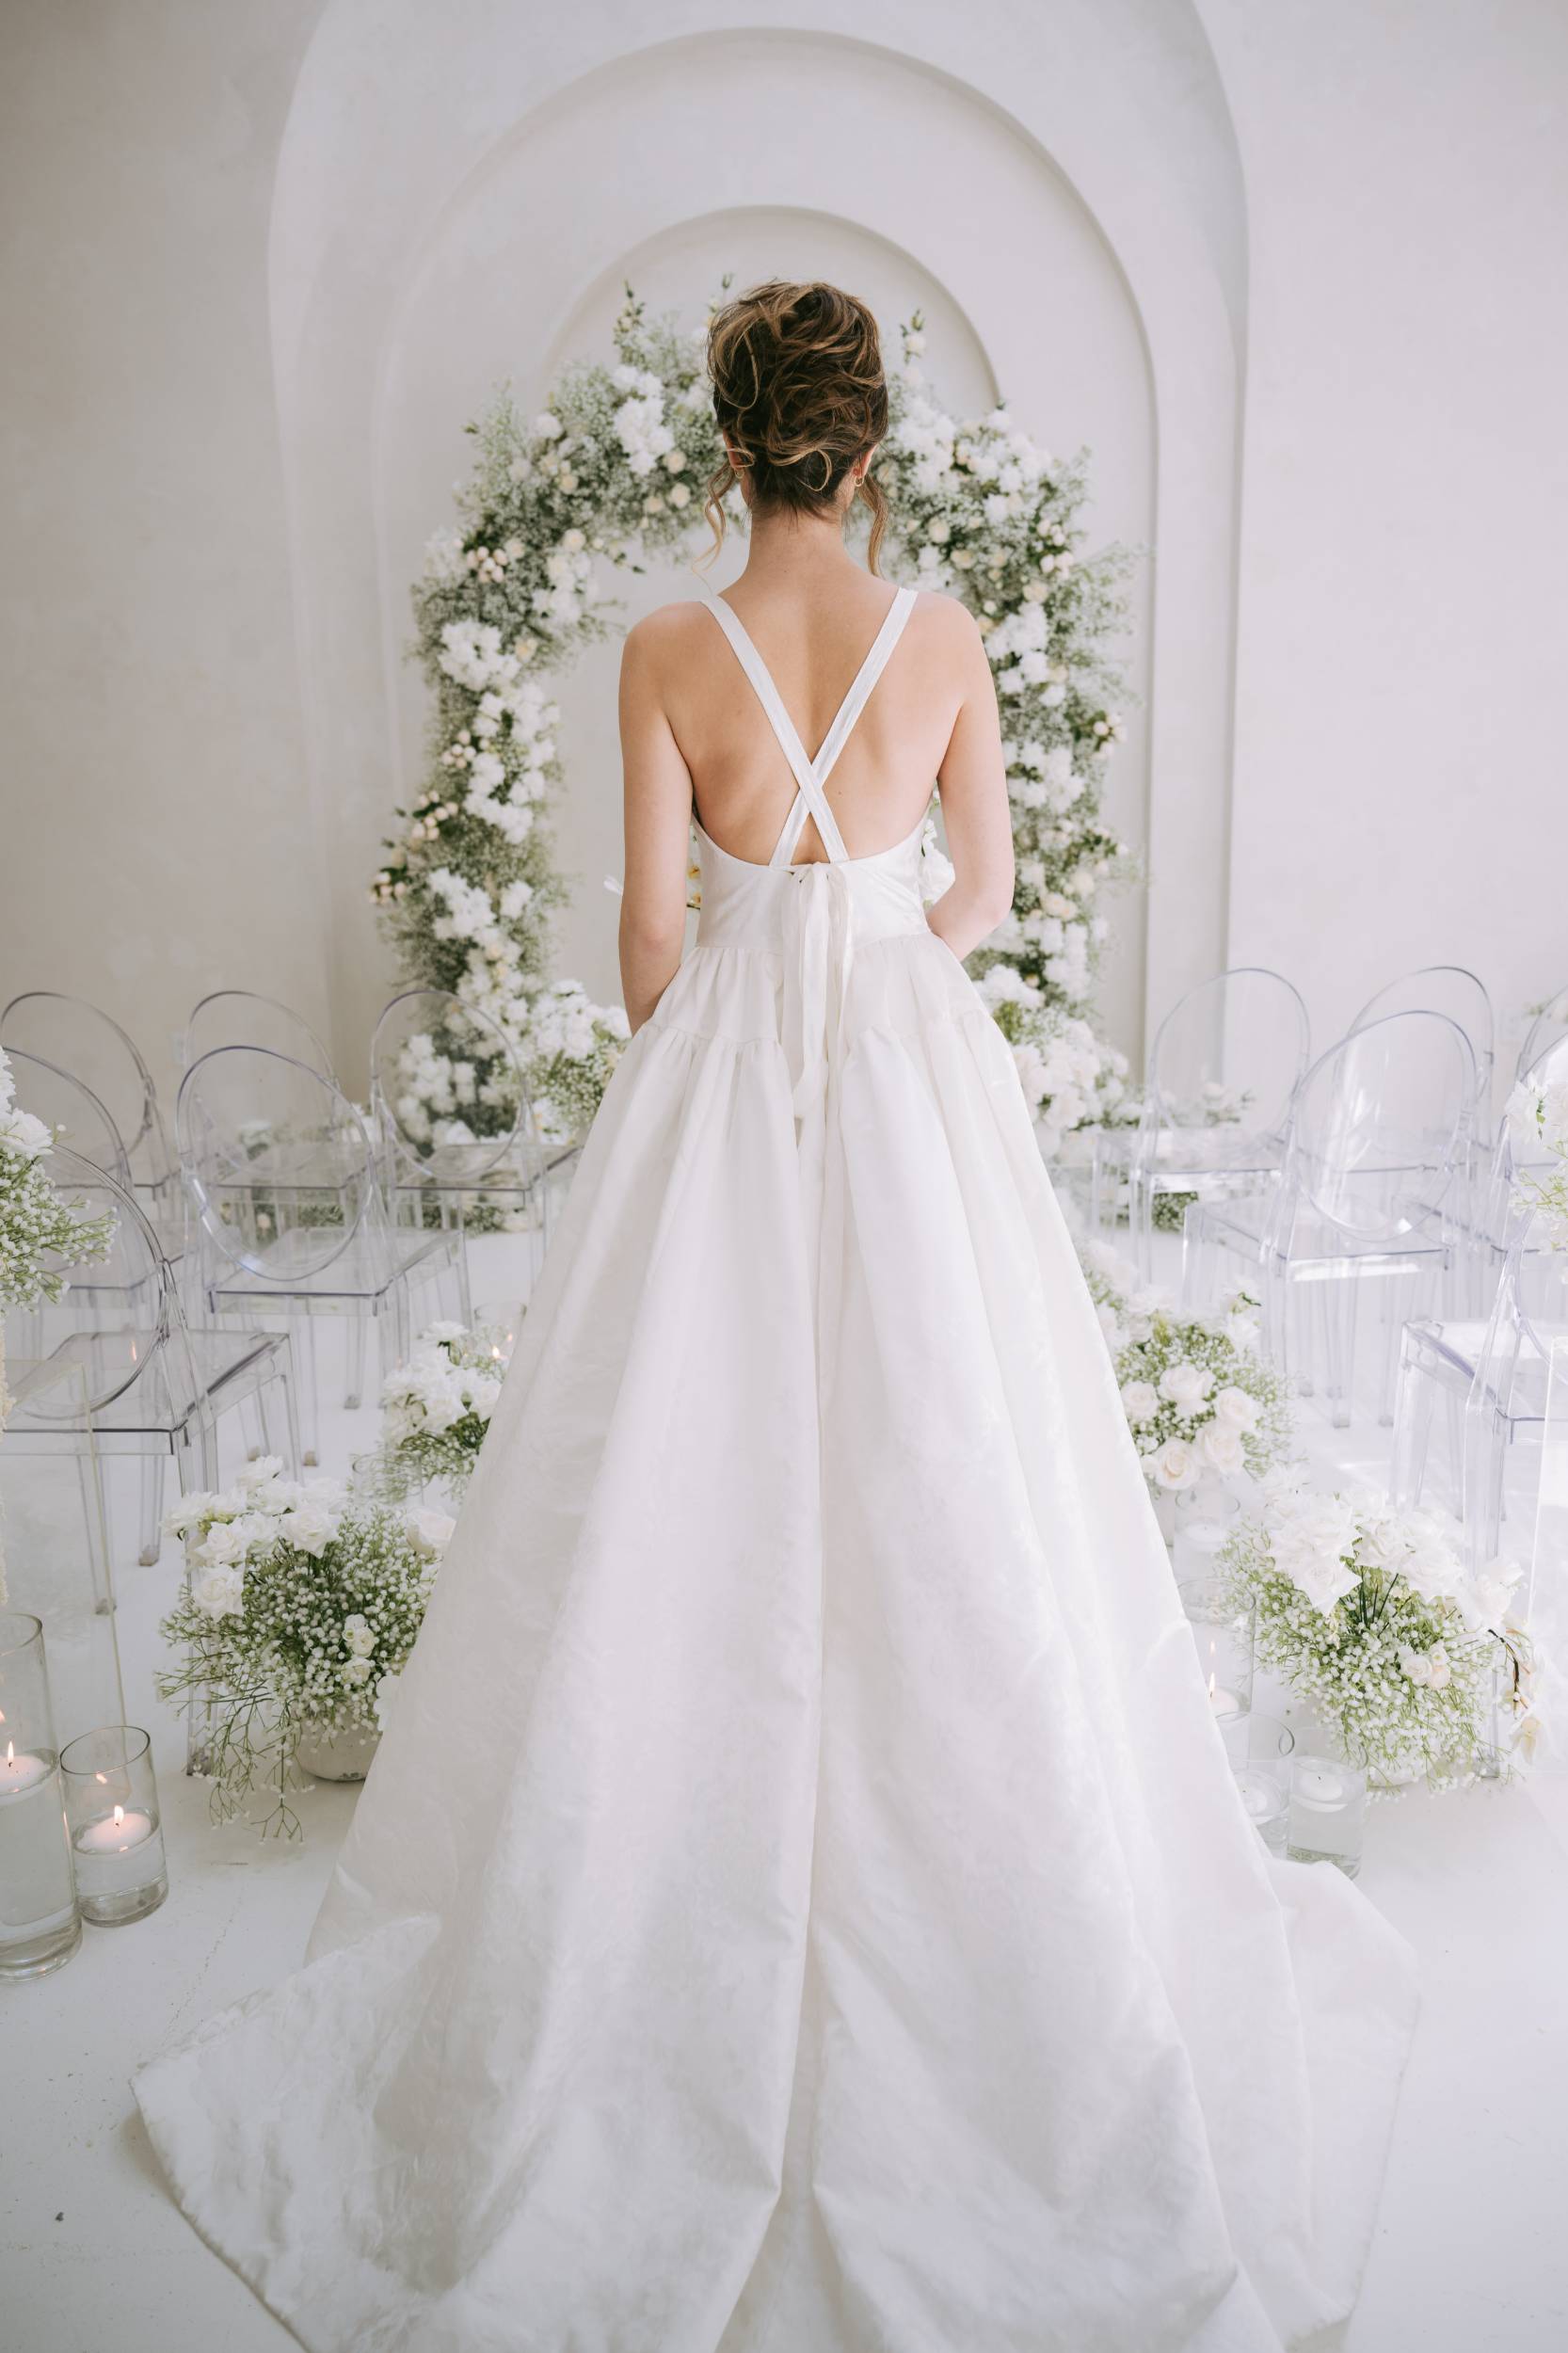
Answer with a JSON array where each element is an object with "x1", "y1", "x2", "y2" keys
[{"x1": 641, "y1": 577, "x2": 976, "y2": 866}]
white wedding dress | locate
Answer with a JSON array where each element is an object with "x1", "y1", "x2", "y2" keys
[{"x1": 136, "y1": 586, "x2": 1416, "y2": 2353}]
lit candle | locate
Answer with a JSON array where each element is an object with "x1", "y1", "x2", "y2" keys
[
  {"x1": 1207, "y1": 1672, "x2": 1241, "y2": 1720},
  {"x1": 73, "y1": 1802, "x2": 155, "y2": 1856},
  {"x1": 0, "y1": 1739, "x2": 51, "y2": 1796},
  {"x1": 1235, "y1": 1771, "x2": 1278, "y2": 1821}
]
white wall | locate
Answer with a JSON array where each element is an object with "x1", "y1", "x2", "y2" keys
[
  {"x1": 1, "y1": 0, "x2": 1563, "y2": 1108},
  {"x1": 0, "y1": 0, "x2": 327, "y2": 1100},
  {"x1": 1199, "y1": 0, "x2": 1568, "y2": 1072}
]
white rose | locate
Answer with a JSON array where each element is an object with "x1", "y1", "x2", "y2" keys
[
  {"x1": 0, "y1": 1105, "x2": 53, "y2": 1160},
  {"x1": 1148, "y1": 1438, "x2": 1201, "y2": 1492},
  {"x1": 1197, "y1": 1422, "x2": 1245, "y2": 1475},
  {"x1": 1399, "y1": 1642, "x2": 1433, "y2": 1686},
  {"x1": 277, "y1": 1501, "x2": 337, "y2": 1559},
  {"x1": 410, "y1": 1508, "x2": 456, "y2": 1559},
  {"x1": 1158, "y1": 1361, "x2": 1214, "y2": 1416},
  {"x1": 191, "y1": 1564, "x2": 246, "y2": 1620},
  {"x1": 1426, "y1": 1642, "x2": 1452, "y2": 1689},
  {"x1": 1211, "y1": 1386, "x2": 1259, "y2": 1433},
  {"x1": 343, "y1": 1613, "x2": 376, "y2": 1658},
  {"x1": 343, "y1": 1656, "x2": 373, "y2": 1686},
  {"x1": 195, "y1": 1519, "x2": 249, "y2": 1568},
  {"x1": 667, "y1": 482, "x2": 691, "y2": 508},
  {"x1": 1119, "y1": 1380, "x2": 1160, "y2": 1425}
]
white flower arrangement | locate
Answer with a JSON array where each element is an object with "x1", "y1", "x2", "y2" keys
[
  {"x1": 1505, "y1": 1072, "x2": 1568, "y2": 1247},
  {"x1": 375, "y1": 290, "x2": 1137, "y2": 1157},
  {"x1": 0, "y1": 1045, "x2": 117, "y2": 1319},
  {"x1": 1220, "y1": 1485, "x2": 1538, "y2": 1791},
  {"x1": 156, "y1": 1457, "x2": 454, "y2": 1834},
  {"x1": 1077, "y1": 1238, "x2": 1289, "y2": 1488},
  {"x1": 375, "y1": 1319, "x2": 513, "y2": 1499},
  {"x1": 0, "y1": 1044, "x2": 118, "y2": 1598}
]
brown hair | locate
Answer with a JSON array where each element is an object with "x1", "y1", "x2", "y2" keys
[{"x1": 705, "y1": 280, "x2": 889, "y2": 572}]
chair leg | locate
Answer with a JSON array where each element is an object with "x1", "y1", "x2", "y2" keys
[
  {"x1": 1320, "y1": 1281, "x2": 1359, "y2": 1429},
  {"x1": 236, "y1": 1389, "x2": 265, "y2": 1461},
  {"x1": 138, "y1": 1452, "x2": 167, "y2": 1567},
  {"x1": 1376, "y1": 1273, "x2": 1416, "y2": 1429},
  {"x1": 1389, "y1": 1337, "x2": 1437, "y2": 1507},
  {"x1": 294, "y1": 1317, "x2": 320, "y2": 1467}
]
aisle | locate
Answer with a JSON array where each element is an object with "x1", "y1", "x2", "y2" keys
[{"x1": 2, "y1": 1241, "x2": 1565, "y2": 2353}]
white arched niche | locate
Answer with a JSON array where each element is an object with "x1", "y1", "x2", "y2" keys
[
  {"x1": 272, "y1": 1, "x2": 1244, "y2": 1079},
  {"x1": 376, "y1": 36, "x2": 1155, "y2": 1016}
]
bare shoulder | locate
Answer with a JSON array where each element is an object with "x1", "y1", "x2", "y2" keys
[
  {"x1": 621, "y1": 598, "x2": 713, "y2": 676},
  {"x1": 906, "y1": 588, "x2": 990, "y2": 687},
  {"x1": 907, "y1": 587, "x2": 985, "y2": 648}
]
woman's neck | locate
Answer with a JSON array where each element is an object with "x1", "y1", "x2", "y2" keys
[{"x1": 736, "y1": 502, "x2": 863, "y2": 588}]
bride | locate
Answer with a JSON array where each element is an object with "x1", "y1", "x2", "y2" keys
[{"x1": 136, "y1": 281, "x2": 1416, "y2": 2352}]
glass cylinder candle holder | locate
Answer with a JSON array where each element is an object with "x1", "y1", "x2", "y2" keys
[
  {"x1": 0, "y1": 1611, "x2": 81, "y2": 1978},
  {"x1": 59, "y1": 1726, "x2": 168, "y2": 1926},
  {"x1": 1225, "y1": 1713, "x2": 1296, "y2": 1855},
  {"x1": 1288, "y1": 1751, "x2": 1367, "y2": 1879},
  {"x1": 1172, "y1": 1482, "x2": 1242, "y2": 1582},
  {"x1": 1178, "y1": 1572, "x2": 1255, "y2": 1726}
]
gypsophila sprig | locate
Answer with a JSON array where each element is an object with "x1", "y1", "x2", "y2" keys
[
  {"x1": 1221, "y1": 1488, "x2": 1538, "y2": 1791},
  {"x1": 374, "y1": 1318, "x2": 514, "y2": 1500},
  {"x1": 0, "y1": 1047, "x2": 117, "y2": 1315},
  {"x1": 1077, "y1": 1237, "x2": 1290, "y2": 1489},
  {"x1": 0, "y1": 1044, "x2": 118, "y2": 1599},
  {"x1": 376, "y1": 291, "x2": 1139, "y2": 1159},
  {"x1": 1505, "y1": 1072, "x2": 1568, "y2": 1247},
  {"x1": 155, "y1": 1458, "x2": 453, "y2": 1835}
]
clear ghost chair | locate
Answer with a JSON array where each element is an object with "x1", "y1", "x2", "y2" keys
[
  {"x1": 1514, "y1": 984, "x2": 1568, "y2": 1089},
  {"x1": 1391, "y1": 1209, "x2": 1568, "y2": 1570},
  {"x1": 177, "y1": 1046, "x2": 464, "y2": 1465},
  {"x1": 1352, "y1": 965, "x2": 1495, "y2": 1184},
  {"x1": 371, "y1": 989, "x2": 548, "y2": 1294},
  {"x1": 1, "y1": 1146, "x2": 298, "y2": 1575},
  {"x1": 2, "y1": 992, "x2": 179, "y2": 1241},
  {"x1": 1458, "y1": 1032, "x2": 1568, "y2": 1311},
  {"x1": 2, "y1": 1049, "x2": 134, "y2": 1191},
  {"x1": 181, "y1": 989, "x2": 336, "y2": 1080},
  {"x1": 1124, "y1": 968, "x2": 1310, "y2": 1276},
  {"x1": 1184, "y1": 1011, "x2": 1475, "y2": 1427}
]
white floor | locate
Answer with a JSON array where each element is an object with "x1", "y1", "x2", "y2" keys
[{"x1": 4, "y1": 1234, "x2": 1567, "y2": 2351}]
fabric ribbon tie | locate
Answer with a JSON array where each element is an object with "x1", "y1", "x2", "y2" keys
[{"x1": 779, "y1": 860, "x2": 855, "y2": 1120}]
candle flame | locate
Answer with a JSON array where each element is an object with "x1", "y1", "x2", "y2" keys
[
  {"x1": 4, "y1": 1740, "x2": 12, "y2": 1766},
  {"x1": 95, "y1": 1769, "x2": 108, "y2": 1784},
  {"x1": 1208, "y1": 1672, "x2": 1216, "y2": 1702},
  {"x1": 113, "y1": 1803, "x2": 125, "y2": 1829}
]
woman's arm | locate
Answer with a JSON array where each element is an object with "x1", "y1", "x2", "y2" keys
[
  {"x1": 617, "y1": 616, "x2": 695, "y2": 1032},
  {"x1": 925, "y1": 604, "x2": 1016, "y2": 962}
]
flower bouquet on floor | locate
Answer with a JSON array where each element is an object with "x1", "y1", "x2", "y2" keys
[
  {"x1": 157, "y1": 1459, "x2": 453, "y2": 1834},
  {"x1": 1220, "y1": 1481, "x2": 1538, "y2": 1793},
  {"x1": 372, "y1": 1317, "x2": 514, "y2": 1503},
  {"x1": 1080, "y1": 1241, "x2": 1292, "y2": 1497}
]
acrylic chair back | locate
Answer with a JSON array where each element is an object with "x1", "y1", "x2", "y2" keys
[
  {"x1": 1352, "y1": 967, "x2": 1494, "y2": 1124},
  {"x1": 3, "y1": 1048, "x2": 135, "y2": 1193},
  {"x1": 1, "y1": 993, "x2": 174, "y2": 1192},
  {"x1": 1280, "y1": 1010, "x2": 1476, "y2": 1247},
  {"x1": 370, "y1": 988, "x2": 541, "y2": 1193},
  {"x1": 177, "y1": 1046, "x2": 380, "y2": 1286},
  {"x1": 8, "y1": 1144, "x2": 202, "y2": 1422},
  {"x1": 182, "y1": 990, "x2": 336, "y2": 1081},
  {"x1": 1142, "y1": 968, "x2": 1310, "y2": 1141},
  {"x1": 1516, "y1": 988, "x2": 1568, "y2": 1087},
  {"x1": 1462, "y1": 1210, "x2": 1568, "y2": 1572}
]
